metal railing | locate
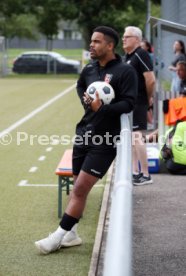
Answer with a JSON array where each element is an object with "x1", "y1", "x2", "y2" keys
[{"x1": 103, "y1": 113, "x2": 133, "y2": 276}]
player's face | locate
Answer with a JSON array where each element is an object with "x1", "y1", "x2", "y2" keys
[{"x1": 89, "y1": 32, "x2": 111, "y2": 60}]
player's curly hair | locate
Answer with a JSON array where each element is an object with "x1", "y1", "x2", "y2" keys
[{"x1": 93, "y1": 26, "x2": 119, "y2": 48}]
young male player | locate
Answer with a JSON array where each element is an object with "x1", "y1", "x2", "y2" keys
[{"x1": 35, "y1": 26, "x2": 137, "y2": 254}]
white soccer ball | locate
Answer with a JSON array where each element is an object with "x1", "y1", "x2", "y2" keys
[{"x1": 86, "y1": 81, "x2": 115, "y2": 105}]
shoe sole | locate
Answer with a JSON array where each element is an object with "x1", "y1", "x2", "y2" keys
[
  {"x1": 61, "y1": 237, "x2": 82, "y2": 248},
  {"x1": 133, "y1": 180, "x2": 153, "y2": 186}
]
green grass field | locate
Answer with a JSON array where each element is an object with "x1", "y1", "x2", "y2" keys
[{"x1": 0, "y1": 76, "x2": 106, "y2": 276}]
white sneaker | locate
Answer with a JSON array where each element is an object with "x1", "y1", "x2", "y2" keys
[
  {"x1": 61, "y1": 231, "x2": 82, "y2": 247},
  {"x1": 35, "y1": 226, "x2": 66, "y2": 254}
]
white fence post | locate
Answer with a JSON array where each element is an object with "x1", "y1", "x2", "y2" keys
[{"x1": 103, "y1": 113, "x2": 133, "y2": 276}]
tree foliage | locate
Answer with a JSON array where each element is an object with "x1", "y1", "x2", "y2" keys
[
  {"x1": 1, "y1": 14, "x2": 38, "y2": 40},
  {"x1": 59, "y1": 0, "x2": 160, "y2": 49},
  {"x1": 0, "y1": 0, "x2": 38, "y2": 42},
  {"x1": 0, "y1": 0, "x2": 161, "y2": 50},
  {"x1": 33, "y1": 0, "x2": 63, "y2": 48}
]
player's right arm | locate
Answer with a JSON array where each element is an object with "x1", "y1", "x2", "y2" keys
[{"x1": 76, "y1": 67, "x2": 88, "y2": 109}]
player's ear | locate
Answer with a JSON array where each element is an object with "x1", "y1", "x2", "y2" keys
[{"x1": 108, "y1": 41, "x2": 114, "y2": 51}]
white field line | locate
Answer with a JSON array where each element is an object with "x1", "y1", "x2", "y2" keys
[
  {"x1": 17, "y1": 180, "x2": 104, "y2": 188},
  {"x1": 46, "y1": 147, "x2": 53, "y2": 152},
  {"x1": 0, "y1": 84, "x2": 76, "y2": 138},
  {"x1": 38, "y1": 156, "x2": 46, "y2": 161},
  {"x1": 29, "y1": 166, "x2": 38, "y2": 173}
]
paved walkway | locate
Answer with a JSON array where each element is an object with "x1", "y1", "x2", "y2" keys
[
  {"x1": 133, "y1": 172, "x2": 186, "y2": 276},
  {"x1": 90, "y1": 168, "x2": 186, "y2": 276}
]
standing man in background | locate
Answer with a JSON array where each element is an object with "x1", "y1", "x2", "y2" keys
[{"x1": 122, "y1": 26, "x2": 156, "y2": 185}]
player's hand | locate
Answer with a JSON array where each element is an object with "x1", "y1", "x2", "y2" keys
[
  {"x1": 83, "y1": 92, "x2": 93, "y2": 106},
  {"x1": 90, "y1": 91, "x2": 103, "y2": 112},
  {"x1": 83, "y1": 92, "x2": 102, "y2": 111}
]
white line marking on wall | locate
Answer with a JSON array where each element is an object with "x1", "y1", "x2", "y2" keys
[
  {"x1": 29, "y1": 167, "x2": 38, "y2": 173},
  {"x1": 38, "y1": 156, "x2": 46, "y2": 161},
  {"x1": 0, "y1": 84, "x2": 76, "y2": 138}
]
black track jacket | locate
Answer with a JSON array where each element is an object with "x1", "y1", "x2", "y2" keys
[{"x1": 76, "y1": 54, "x2": 137, "y2": 143}]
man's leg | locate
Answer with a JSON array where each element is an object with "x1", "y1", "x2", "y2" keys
[
  {"x1": 63, "y1": 171, "x2": 99, "y2": 219},
  {"x1": 132, "y1": 131, "x2": 143, "y2": 182},
  {"x1": 132, "y1": 144, "x2": 140, "y2": 174},
  {"x1": 133, "y1": 131, "x2": 153, "y2": 185},
  {"x1": 35, "y1": 171, "x2": 99, "y2": 254},
  {"x1": 60, "y1": 175, "x2": 81, "y2": 248},
  {"x1": 134, "y1": 131, "x2": 149, "y2": 176},
  {"x1": 60, "y1": 171, "x2": 99, "y2": 247},
  {"x1": 35, "y1": 142, "x2": 116, "y2": 254}
]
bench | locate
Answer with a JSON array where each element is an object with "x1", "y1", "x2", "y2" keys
[{"x1": 55, "y1": 149, "x2": 73, "y2": 218}]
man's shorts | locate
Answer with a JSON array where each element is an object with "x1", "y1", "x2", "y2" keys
[
  {"x1": 72, "y1": 144, "x2": 116, "y2": 178},
  {"x1": 133, "y1": 103, "x2": 148, "y2": 131}
]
